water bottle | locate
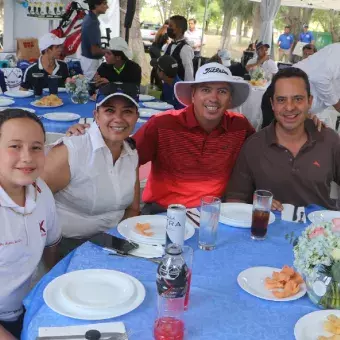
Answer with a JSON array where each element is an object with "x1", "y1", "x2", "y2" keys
[{"x1": 154, "y1": 244, "x2": 188, "y2": 340}]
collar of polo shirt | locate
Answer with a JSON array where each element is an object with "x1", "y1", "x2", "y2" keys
[{"x1": 38, "y1": 57, "x2": 60, "y2": 75}]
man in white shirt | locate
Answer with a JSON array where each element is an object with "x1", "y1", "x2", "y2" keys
[
  {"x1": 184, "y1": 18, "x2": 205, "y2": 57},
  {"x1": 165, "y1": 15, "x2": 194, "y2": 81},
  {"x1": 294, "y1": 43, "x2": 340, "y2": 114},
  {"x1": 246, "y1": 41, "x2": 278, "y2": 79}
]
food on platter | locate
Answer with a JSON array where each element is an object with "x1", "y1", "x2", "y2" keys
[
  {"x1": 249, "y1": 79, "x2": 267, "y2": 87},
  {"x1": 34, "y1": 94, "x2": 63, "y2": 107},
  {"x1": 317, "y1": 314, "x2": 340, "y2": 339},
  {"x1": 264, "y1": 265, "x2": 304, "y2": 298},
  {"x1": 135, "y1": 222, "x2": 154, "y2": 237}
]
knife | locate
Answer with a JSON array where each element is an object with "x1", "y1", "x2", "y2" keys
[
  {"x1": 292, "y1": 206, "x2": 298, "y2": 221},
  {"x1": 36, "y1": 332, "x2": 127, "y2": 340},
  {"x1": 186, "y1": 212, "x2": 200, "y2": 227}
]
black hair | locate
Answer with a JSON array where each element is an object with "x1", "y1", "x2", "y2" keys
[
  {"x1": 0, "y1": 109, "x2": 45, "y2": 137},
  {"x1": 169, "y1": 15, "x2": 188, "y2": 34},
  {"x1": 111, "y1": 50, "x2": 128, "y2": 61},
  {"x1": 270, "y1": 67, "x2": 311, "y2": 99},
  {"x1": 88, "y1": 0, "x2": 106, "y2": 10},
  {"x1": 303, "y1": 44, "x2": 317, "y2": 53},
  {"x1": 188, "y1": 18, "x2": 197, "y2": 24}
]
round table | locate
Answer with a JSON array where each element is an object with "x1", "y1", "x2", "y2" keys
[{"x1": 22, "y1": 206, "x2": 321, "y2": 340}]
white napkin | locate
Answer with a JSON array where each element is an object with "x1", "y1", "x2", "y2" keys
[
  {"x1": 281, "y1": 204, "x2": 306, "y2": 223},
  {"x1": 186, "y1": 208, "x2": 200, "y2": 228},
  {"x1": 39, "y1": 322, "x2": 126, "y2": 337}
]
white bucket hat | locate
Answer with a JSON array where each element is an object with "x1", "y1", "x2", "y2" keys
[
  {"x1": 175, "y1": 62, "x2": 251, "y2": 108},
  {"x1": 39, "y1": 33, "x2": 66, "y2": 52},
  {"x1": 109, "y1": 37, "x2": 133, "y2": 60}
]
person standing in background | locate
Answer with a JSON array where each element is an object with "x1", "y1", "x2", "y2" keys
[
  {"x1": 80, "y1": 0, "x2": 109, "y2": 80},
  {"x1": 165, "y1": 15, "x2": 194, "y2": 81},
  {"x1": 299, "y1": 24, "x2": 315, "y2": 45},
  {"x1": 302, "y1": 44, "x2": 317, "y2": 59},
  {"x1": 277, "y1": 25, "x2": 294, "y2": 63},
  {"x1": 184, "y1": 18, "x2": 205, "y2": 57}
]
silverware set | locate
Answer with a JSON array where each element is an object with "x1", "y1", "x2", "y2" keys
[
  {"x1": 186, "y1": 210, "x2": 200, "y2": 227},
  {"x1": 36, "y1": 329, "x2": 128, "y2": 340}
]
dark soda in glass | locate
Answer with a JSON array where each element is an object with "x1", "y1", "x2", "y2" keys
[{"x1": 251, "y1": 209, "x2": 270, "y2": 239}]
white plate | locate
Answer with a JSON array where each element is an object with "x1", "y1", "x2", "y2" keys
[
  {"x1": 117, "y1": 215, "x2": 195, "y2": 245},
  {"x1": 0, "y1": 98, "x2": 15, "y2": 107},
  {"x1": 4, "y1": 90, "x2": 34, "y2": 98},
  {"x1": 31, "y1": 100, "x2": 64, "y2": 108},
  {"x1": 294, "y1": 310, "x2": 340, "y2": 340},
  {"x1": 139, "y1": 108, "x2": 160, "y2": 118},
  {"x1": 129, "y1": 243, "x2": 164, "y2": 258},
  {"x1": 142, "y1": 101, "x2": 174, "y2": 110},
  {"x1": 0, "y1": 106, "x2": 35, "y2": 113},
  {"x1": 237, "y1": 266, "x2": 306, "y2": 302},
  {"x1": 139, "y1": 94, "x2": 155, "y2": 101},
  {"x1": 43, "y1": 88, "x2": 67, "y2": 93},
  {"x1": 43, "y1": 112, "x2": 80, "y2": 121},
  {"x1": 60, "y1": 270, "x2": 135, "y2": 310},
  {"x1": 308, "y1": 210, "x2": 340, "y2": 224},
  {"x1": 43, "y1": 269, "x2": 145, "y2": 320},
  {"x1": 219, "y1": 203, "x2": 275, "y2": 228}
]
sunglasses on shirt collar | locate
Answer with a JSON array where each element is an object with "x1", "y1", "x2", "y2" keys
[{"x1": 96, "y1": 82, "x2": 140, "y2": 108}]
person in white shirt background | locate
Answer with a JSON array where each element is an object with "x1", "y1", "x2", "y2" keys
[
  {"x1": 246, "y1": 41, "x2": 278, "y2": 80},
  {"x1": 41, "y1": 83, "x2": 140, "y2": 257},
  {"x1": 0, "y1": 109, "x2": 61, "y2": 339},
  {"x1": 294, "y1": 43, "x2": 340, "y2": 115},
  {"x1": 184, "y1": 18, "x2": 206, "y2": 57}
]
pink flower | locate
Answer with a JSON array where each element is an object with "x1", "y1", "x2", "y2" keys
[
  {"x1": 309, "y1": 227, "x2": 325, "y2": 239},
  {"x1": 332, "y1": 219, "x2": 340, "y2": 233}
]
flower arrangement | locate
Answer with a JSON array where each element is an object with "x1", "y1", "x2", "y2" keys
[
  {"x1": 293, "y1": 219, "x2": 340, "y2": 309},
  {"x1": 65, "y1": 75, "x2": 89, "y2": 104},
  {"x1": 251, "y1": 67, "x2": 265, "y2": 81}
]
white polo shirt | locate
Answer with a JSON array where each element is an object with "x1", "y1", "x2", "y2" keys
[
  {"x1": 53, "y1": 122, "x2": 138, "y2": 239},
  {"x1": 184, "y1": 29, "x2": 205, "y2": 52},
  {"x1": 247, "y1": 57, "x2": 278, "y2": 77},
  {"x1": 0, "y1": 178, "x2": 61, "y2": 321}
]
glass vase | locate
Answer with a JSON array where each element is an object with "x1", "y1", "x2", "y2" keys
[
  {"x1": 306, "y1": 271, "x2": 340, "y2": 309},
  {"x1": 70, "y1": 91, "x2": 89, "y2": 104}
]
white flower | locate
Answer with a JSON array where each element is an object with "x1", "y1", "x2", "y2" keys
[{"x1": 331, "y1": 248, "x2": 340, "y2": 261}]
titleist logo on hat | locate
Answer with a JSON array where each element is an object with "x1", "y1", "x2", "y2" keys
[{"x1": 202, "y1": 67, "x2": 229, "y2": 75}]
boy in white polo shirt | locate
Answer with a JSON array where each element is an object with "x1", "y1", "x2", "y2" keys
[{"x1": 0, "y1": 109, "x2": 61, "y2": 338}]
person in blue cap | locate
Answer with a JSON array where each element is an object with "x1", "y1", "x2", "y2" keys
[
  {"x1": 299, "y1": 24, "x2": 315, "y2": 45},
  {"x1": 277, "y1": 25, "x2": 294, "y2": 62}
]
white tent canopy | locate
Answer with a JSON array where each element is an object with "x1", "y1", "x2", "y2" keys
[
  {"x1": 251, "y1": 0, "x2": 340, "y2": 11},
  {"x1": 259, "y1": 0, "x2": 281, "y2": 45}
]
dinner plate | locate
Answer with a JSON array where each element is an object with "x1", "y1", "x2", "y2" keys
[
  {"x1": 0, "y1": 98, "x2": 15, "y2": 106},
  {"x1": 0, "y1": 106, "x2": 35, "y2": 113},
  {"x1": 139, "y1": 108, "x2": 160, "y2": 118},
  {"x1": 294, "y1": 310, "x2": 340, "y2": 340},
  {"x1": 43, "y1": 88, "x2": 67, "y2": 93},
  {"x1": 43, "y1": 269, "x2": 145, "y2": 320},
  {"x1": 307, "y1": 210, "x2": 340, "y2": 224},
  {"x1": 219, "y1": 203, "x2": 275, "y2": 228},
  {"x1": 117, "y1": 215, "x2": 195, "y2": 245},
  {"x1": 60, "y1": 270, "x2": 135, "y2": 310},
  {"x1": 139, "y1": 94, "x2": 155, "y2": 101},
  {"x1": 31, "y1": 101, "x2": 64, "y2": 108},
  {"x1": 142, "y1": 101, "x2": 174, "y2": 110},
  {"x1": 4, "y1": 90, "x2": 34, "y2": 98},
  {"x1": 43, "y1": 112, "x2": 80, "y2": 121},
  {"x1": 237, "y1": 267, "x2": 307, "y2": 302}
]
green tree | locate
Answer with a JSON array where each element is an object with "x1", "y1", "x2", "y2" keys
[{"x1": 312, "y1": 9, "x2": 340, "y2": 42}]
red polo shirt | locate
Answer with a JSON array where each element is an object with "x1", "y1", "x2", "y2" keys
[{"x1": 133, "y1": 104, "x2": 255, "y2": 208}]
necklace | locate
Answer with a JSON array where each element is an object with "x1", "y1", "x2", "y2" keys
[{"x1": 7, "y1": 183, "x2": 38, "y2": 217}]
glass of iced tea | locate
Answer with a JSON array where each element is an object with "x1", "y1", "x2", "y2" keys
[{"x1": 251, "y1": 190, "x2": 273, "y2": 240}]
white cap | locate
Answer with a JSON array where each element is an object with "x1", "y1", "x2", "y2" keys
[
  {"x1": 109, "y1": 37, "x2": 133, "y2": 60},
  {"x1": 174, "y1": 62, "x2": 250, "y2": 108},
  {"x1": 218, "y1": 49, "x2": 231, "y2": 67},
  {"x1": 39, "y1": 33, "x2": 66, "y2": 52}
]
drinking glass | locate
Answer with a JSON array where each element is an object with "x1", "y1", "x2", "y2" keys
[
  {"x1": 251, "y1": 190, "x2": 273, "y2": 240},
  {"x1": 48, "y1": 75, "x2": 61, "y2": 95},
  {"x1": 199, "y1": 196, "x2": 221, "y2": 251},
  {"x1": 32, "y1": 73, "x2": 44, "y2": 96}
]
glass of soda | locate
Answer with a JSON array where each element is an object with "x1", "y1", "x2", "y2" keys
[
  {"x1": 199, "y1": 196, "x2": 221, "y2": 251},
  {"x1": 251, "y1": 190, "x2": 273, "y2": 240},
  {"x1": 32, "y1": 73, "x2": 44, "y2": 96}
]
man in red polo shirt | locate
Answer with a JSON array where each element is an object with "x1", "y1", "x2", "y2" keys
[
  {"x1": 65, "y1": 63, "x2": 255, "y2": 212},
  {"x1": 135, "y1": 62, "x2": 255, "y2": 212}
]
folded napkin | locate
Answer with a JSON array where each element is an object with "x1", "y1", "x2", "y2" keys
[
  {"x1": 186, "y1": 208, "x2": 200, "y2": 228},
  {"x1": 39, "y1": 322, "x2": 126, "y2": 337},
  {"x1": 281, "y1": 204, "x2": 306, "y2": 223}
]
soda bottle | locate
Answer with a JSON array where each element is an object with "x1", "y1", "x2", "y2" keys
[{"x1": 154, "y1": 244, "x2": 188, "y2": 340}]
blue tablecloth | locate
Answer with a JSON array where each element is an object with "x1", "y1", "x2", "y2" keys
[{"x1": 22, "y1": 205, "x2": 323, "y2": 340}]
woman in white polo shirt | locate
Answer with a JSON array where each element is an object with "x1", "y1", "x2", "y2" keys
[
  {"x1": 0, "y1": 109, "x2": 61, "y2": 338},
  {"x1": 42, "y1": 83, "x2": 140, "y2": 255}
]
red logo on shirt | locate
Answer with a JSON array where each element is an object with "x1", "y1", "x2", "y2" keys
[
  {"x1": 313, "y1": 161, "x2": 321, "y2": 168},
  {"x1": 39, "y1": 220, "x2": 46, "y2": 237}
]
